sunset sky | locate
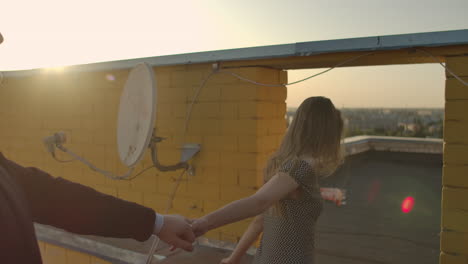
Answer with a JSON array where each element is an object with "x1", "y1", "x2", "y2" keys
[{"x1": 1, "y1": 0, "x2": 467, "y2": 107}]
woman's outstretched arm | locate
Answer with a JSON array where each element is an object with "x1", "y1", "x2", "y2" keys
[{"x1": 192, "y1": 172, "x2": 298, "y2": 236}]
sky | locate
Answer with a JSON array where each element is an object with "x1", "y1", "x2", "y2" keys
[{"x1": 1, "y1": 0, "x2": 467, "y2": 108}]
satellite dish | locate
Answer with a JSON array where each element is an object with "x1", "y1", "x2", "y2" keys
[
  {"x1": 117, "y1": 63, "x2": 157, "y2": 167},
  {"x1": 43, "y1": 62, "x2": 199, "y2": 181}
]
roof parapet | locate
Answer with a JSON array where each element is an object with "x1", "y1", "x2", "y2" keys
[{"x1": 344, "y1": 135, "x2": 443, "y2": 156}]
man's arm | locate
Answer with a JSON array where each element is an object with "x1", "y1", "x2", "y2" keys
[{"x1": 0, "y1": 153, "x2": 194, "y2": 250}]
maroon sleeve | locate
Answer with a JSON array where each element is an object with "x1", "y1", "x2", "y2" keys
[{"x1": 0, "y1": 153, "x2": 155, "y2": 242}]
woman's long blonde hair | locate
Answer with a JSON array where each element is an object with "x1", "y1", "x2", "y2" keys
[{"x1": 264, "y1": 96, "x2": 344, "y2": 182}]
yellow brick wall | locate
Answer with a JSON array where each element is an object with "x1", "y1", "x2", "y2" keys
[
  {"x1": 0, "y1": 64, "x2": 286, "y2": 258},
  {"x1": 441, "y1": 55, "x2": 468, "y2": 264}
]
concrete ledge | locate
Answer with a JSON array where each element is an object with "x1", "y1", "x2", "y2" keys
[
  {"x1": 3, "y1": 29, "x2": 468, "y2": 75},
  {"x1": 344, "y1": 136, "x2": 443, "y2": 156},
  {"x1": 35, "y1": 224, "x2": 158, "y2": 264}
]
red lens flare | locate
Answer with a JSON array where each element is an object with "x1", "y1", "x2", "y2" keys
[{"x1": 401, "y1": 196, "x2": 415, "y2": 213}]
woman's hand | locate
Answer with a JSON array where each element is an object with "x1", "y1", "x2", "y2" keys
[
  {"x1": 156, "y1": 214, "x2": 195, "y2": 252},
  {"x1": 191, "y1": 217, "x2": 209, "y2": 237}
]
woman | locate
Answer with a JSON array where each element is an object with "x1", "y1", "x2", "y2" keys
[{"x1": 192, "y1": 96, "x2": 344, "y2": 264}]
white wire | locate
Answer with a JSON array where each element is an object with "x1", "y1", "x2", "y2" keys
[
  {"x1": 220, "y1": 52, "x2": 376, "y2": 87},
  {"x1": 183, "y1": 72, "x2": 216, "y2": 136},
  {"x1": 56, "y1": 145, "x2": 135, "y2": 180},
  {"x1": 145, "y1": 169, "x2": 187, "y2": 264},
  {"x1": 416, "y1": 48, "x2": 468, "y2": 87}
]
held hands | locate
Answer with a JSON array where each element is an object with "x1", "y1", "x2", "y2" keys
[{"x1": 156, "y1": 215, "x2": 195, "y2": 252}]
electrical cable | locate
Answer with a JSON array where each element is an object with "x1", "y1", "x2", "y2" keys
[
  {"x1": 145, "y1": 169, "x2": 187, "y2": 264},
  {"x1": 220, "y1": 52, "x2": 377, "y2": 87},
  {"x1": 183, "y1": 71, "x2": 216, "y2": 136},
  {"x1": 55, "y1": 144, "x2": 135, "y2": 180},
  {"x1": 416, "y1": 48, "x2": 468, "y2": 87}
]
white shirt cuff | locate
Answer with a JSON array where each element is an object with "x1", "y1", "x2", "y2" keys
[{"x1": 154, "y1": 213, "x2": 165, "y2": 235}]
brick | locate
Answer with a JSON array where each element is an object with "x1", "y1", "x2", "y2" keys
[
  {"x1": 93, "y1": 185, "x2": 117, "y2": 197},
  {"x1": 220, "y1": 185, "x2": 256, "y2": 202},
  {"x1": 156, "y1": 118, "x2": 185, "y2": 135},
  {"x1": 153, "y1": 148, "x2": 180, "y2": 165},
  {"x1": 446, "y1": 56, "x2": 468, "y2": 78},
  {"x1": 190, "y1": 102, "x2": 221, "y2": 118},
  {"x1": 279, "y1": 70, "x2": 288, "y2": 85},
  {"x1": 192, "y1": 167, "x2": 221, "y2": 184},
  {"x1": 157, "y1": 173, "x2": 188, "y2": 197},
  {"x1": 66, "y1": 250, "x2": 92, "y2": 264},
  {"x1": 440, "y1": 252, "x2": 467, "y2": 264},
  {"x1": 443, "y1": 165, "x2": 468, "y2": 188},
  {"x1": 143, "y1": 193, "x2": 169, "y2": 212},
  {"x1": 238, "y1": 102, "x2": 276, "y2": 119},
  {"x1": 117, "y1": 189, "x2": 144, "y2": 204},
  {"x1": 442, "y1": 187, "x2": 468, "y2": 211},
  {"x1": 204, "y1": 230, "x2": 221, "y2": 240},
  {"x1": 446, "y1": 77, "x2": 468, "y2": 100},
  {"x1": 444, "y1": 121, "x2": 468, "y2": 144},
  {"x1": 238, "y1": 135, "x2": 258, "y2": 153},
  {"x1": 186, "y1": 119, "x2": 221, "y2": 136},
  {"x1": 158, "y1": 87, "x2": 189, "y2": 103},
  {"x1": 184, "y1": 182, "x2": 220, "y2": 200},
  {"x1": 221, "y1": 152, "x2": 259, "y2": 170},
  {"x1": 275, "y1": 102, "x2": 287, "y2": 118},
  {"x1": 170, "y1": 69, "x2": 206, "y2": 88},
  {"x1": 446, "y1": 100, "x2": 468, "y2": 121},
  {"x1": 90, "y1": 256, "x2": 113, "y2": 264},
  {"x1": 221, "y1": 84, "x2": 268, "y2": 101},
  {"x1": 156, "y1": 103, "x2": 173, "y2": 119},
  {"x1": 42, "y1": 116, "x2": 82, "y2": 130},
  {"x1": 268, "y1": 118, "x2": 288, "y2": 135},
  {"x1": 238, "y1": 169, "x2": 262, "y2": 188},
  {"x1": 221, "y1": 119, "x2": 268, "y2": 136},
  {"x1": 442, "y1": 209, "x2": 468, "y2": 233},
  {"x1": 230, "y1": 67, "x2": 283, "y2": 85},
  {"x1": 209, "y1": 71, "x2": 240, "y2": 85},
  {"x1": 441, "y1": 231, "x2": 468, "y2": 255},
  {"x1": 191, "y1": 151, "x2": 220, "y2": 168},
  {"x1": 220, "y1": 102, "x2": 238, "y2": 119},
  {"x1": 70, "y1": 129, "x2": 93, "y2": 144},
  {"x1": 239, "y1": 135, "x2": 278, "y2": 153},
  {"x1": 444, "y1": 144, "x2": 468, "y2": 165},
  {"x1": 130, "y1": 172, "x2": 158, "y2": 192},
  {"x1": 172, "y1": 197, "x2": 203, "y2": 215},
  {"x1": 38, "y1": 241, "x2": 46, "y2": 258},
  {"x1": 267, "y1": 85, "x2": 288, "y2": 102},
  {"x1": 202, "y1": 135, "x2": 237, "y2": 152},
  {"x1": 194, "y1": 83, "x2": 222, "y2": 102},
  {"x1": 204, "y1": 200, "x2": 225, "y2": 213},
  {"x1": 220, "y1": 170, "x2": 239, "y2": 187}
]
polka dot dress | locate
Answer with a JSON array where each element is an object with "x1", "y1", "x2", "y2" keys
[{"x1": 253, "y1": 160, "x2": 323, "y2": 264}]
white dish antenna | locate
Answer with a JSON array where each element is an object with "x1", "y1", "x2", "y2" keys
[
  {"x1": 43, "y1": 62, "x2": 200, "y2": 180},
  {"x1": 117, "y1": 63, "x2": 157, "y2": 167}
]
